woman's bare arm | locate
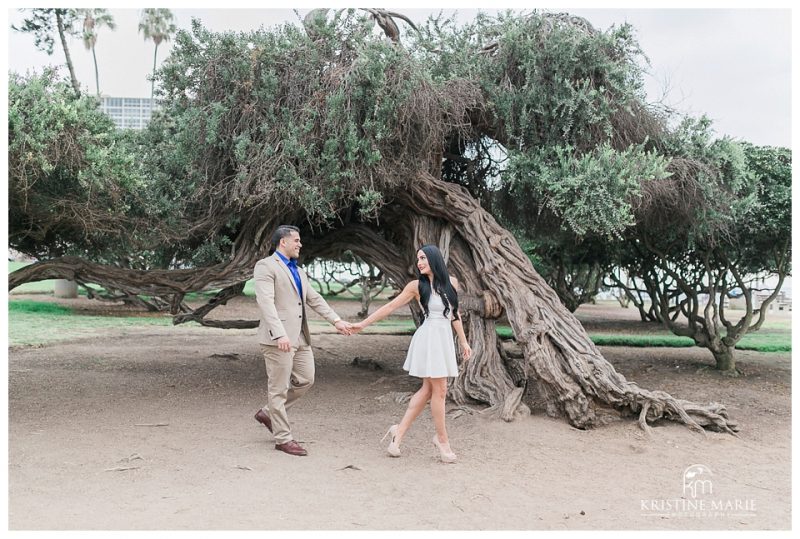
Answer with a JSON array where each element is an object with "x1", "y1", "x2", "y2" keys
[{"x1": 355, "y1": 281, "x2": 419, "y2": 329}]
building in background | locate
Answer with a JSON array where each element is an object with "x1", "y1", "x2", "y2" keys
[{"x1": 100, "y1": 96, "x2": 155, "y2": 129}]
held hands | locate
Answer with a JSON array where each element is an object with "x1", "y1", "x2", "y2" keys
[
  {"x1": 334, "y1": 320, "x2": 354, "y2": 336},
  {"x1": 330, "y1": 320, "x2": 369, "y2": 336},
  {"x1": 349, "y1": 321, "x2": 367, "y2": 334},
  {"x1": 278, "y1": 321, "x2": 352, "y2": 347}
]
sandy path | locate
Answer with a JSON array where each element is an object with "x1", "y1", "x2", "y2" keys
[{"x1": 7, "y1": 319, "x2": 790, "y2": 530}]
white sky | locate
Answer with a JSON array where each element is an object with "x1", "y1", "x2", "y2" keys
[{"x1": 3, "y1": 2, "x2": 793, "y2": 148}]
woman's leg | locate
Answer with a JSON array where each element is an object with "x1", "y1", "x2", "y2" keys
[
  {"x1": 395, "y1": 378, "x2": 432, "y2": 441},
  {"x1": 430, "y1": 377, "x2": 449, "y2": 443}
]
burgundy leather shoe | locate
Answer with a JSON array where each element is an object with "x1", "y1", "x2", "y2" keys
[
  {"x1": 275, "y1": 440, "x2": 308, "y2": 456},
  {"x1": 254, "y1": 409, "x2": 273, "y2": 433}
]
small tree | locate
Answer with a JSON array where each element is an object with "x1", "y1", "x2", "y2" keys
[
  {"x1": 307, "y1": 253, "x2": 392, "y2": 317},
  {"x1": 138, "y1": 8, "x2": 177, "y2": 100},
  {"x1": 617, "y1": 118, "x2": 791, "y2": 374}
]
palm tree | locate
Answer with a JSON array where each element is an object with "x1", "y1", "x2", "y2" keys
[
  {"x1": 13, "y1": 9, "x2": 81, "y2": 96},
  {"x1": 77, "y1": 9, "x2": 116, "y2": 97},
  {"x1": 138, "y1": 8, "x2": 177, "y2": 100},
  {"x1": 54, "y1": 9, "x2": 81, "y2": 97}
]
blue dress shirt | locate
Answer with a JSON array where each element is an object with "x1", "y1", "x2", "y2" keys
[{"x1": 276, "y1": 251, "x2": 303, "y2": 298}]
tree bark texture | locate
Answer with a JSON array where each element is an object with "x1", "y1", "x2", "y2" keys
[
  {"x1": 400, "y1": 172, "x2": 738, "y2": 433},
  {"x1": 711, "y1": 346, "x2": 736, "y2": 373}
]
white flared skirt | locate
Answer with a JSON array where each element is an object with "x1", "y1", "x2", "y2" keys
[{"x1": 403, "y1": 318, "x2": 459, "y2": 378}]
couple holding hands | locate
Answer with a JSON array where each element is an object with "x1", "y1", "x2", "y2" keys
[{"x1": 253, "y1": 225, "x2": 471, "y2": 462}]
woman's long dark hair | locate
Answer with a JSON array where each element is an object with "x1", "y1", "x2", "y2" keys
[{"x1": 417, "y1": 244, "x2": 460, "y2": 321}]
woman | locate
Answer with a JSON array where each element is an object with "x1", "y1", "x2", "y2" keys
[{"x1": 351, "y1": 245, "x2": 472, "y2": 463}]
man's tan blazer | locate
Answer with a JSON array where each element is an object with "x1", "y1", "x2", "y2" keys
[{"x1": 254, "y1": 253, "x2": 340, "y2": 347}]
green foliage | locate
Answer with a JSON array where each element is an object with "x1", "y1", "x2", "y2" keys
[
  {"x1": 417, "y1": 12, "x2": 647, "y2": 140},
  {"x1": 419, "y1": 12, "x2": 655, "y2": 147},
  {"x1": 736, "y1": 143, "x2": 792, "y2": 274},
  {"x1": 650, "y1": 116, "x2": 758, "y2": 246},
  {"x1": 505, "y1": 142, "x2": 668, "y2": 237},
  {"x1": 628, "y1": 116, "x2": 789, "y2": 268},
  {"x1": 418, "y1": 11, "x2": 668, "y2": 239},
  {"x1": 8, "y1": 69, "x2": 146, "y2": 260},
  {"x1": 147, "y1": 14, "x2": 462, "y2": 238},
  {"x1": 355, "y1": 188, "x2": 384, "y2": 219},
  {"x1": 12, "y1": 8, "x2": 79, "y2": 55},
  {"x1": 191, "y1": 235, "x2": 233, "y2": 266},
  {"x1": 743, "y1": 145, "x2": 791, "y2": 236},
  {"x1": 611, "y1": 116, "x2": 791, "y2": 364},
  {"x1": 9, "y1": 11, "x2": 668, "y2": 274},
  {"x1": 490, "y1": 16, "x2": 645, "y2": 149}
]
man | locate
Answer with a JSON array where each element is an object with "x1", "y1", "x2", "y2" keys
[{"x1": 253, "y1": 225, "x2": 352, "y2": 456}]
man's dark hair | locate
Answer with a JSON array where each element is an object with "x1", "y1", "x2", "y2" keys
[{"x1": 270, "y1": 225, "x2": 300, "y2": 253}]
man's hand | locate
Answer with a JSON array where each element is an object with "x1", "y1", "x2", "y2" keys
[
  {"x1": 334, "y1": 320, "x2": 353, "y2": 336},
  {"x1": 276, "y1": 336, "x2": 292, "y2": 352}
]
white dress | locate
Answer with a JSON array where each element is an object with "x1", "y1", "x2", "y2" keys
[{"x1": 403, "y1": 292, "x2": 459, "y2": 378}]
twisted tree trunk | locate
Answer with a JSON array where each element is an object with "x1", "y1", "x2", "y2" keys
[
  {"x1": 8, "y1": 253, "x2": 256, "y2": 296},
  {"x1": 401, "y1": 172, "x2": 738, "y2": 433},
  {"x1": 8, "y1": 217, "x2": 276, "y2": 328}
]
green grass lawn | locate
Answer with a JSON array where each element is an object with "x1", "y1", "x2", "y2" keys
[
  {"x1": 9, "y1": 298, "x2": 791, "y2": 351},
  {"x1": 8, "y1": 299, "x2": 175, "y2": 346},
  {"x1": 496, "y1": 324, "x2": 791, "y2": 352},
  {"x1": 9, "y1": 261, "x2": 791, "y2": 355}
]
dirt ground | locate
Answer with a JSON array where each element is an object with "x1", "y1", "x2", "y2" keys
[{"x1": 7, "y1": 295, "x2": 792, "y2": 530}]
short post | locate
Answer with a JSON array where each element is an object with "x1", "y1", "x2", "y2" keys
[{"x1": 54, "y1": 279, "x2": 78, "y2": 298}]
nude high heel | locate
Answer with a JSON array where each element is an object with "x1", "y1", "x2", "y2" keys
[
  {"x1": 381, "y1": 425, "x2": 401, "y2": 457},
  {"x1": 432, "y1": 435, "x2": 457, "y2": 463}
]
